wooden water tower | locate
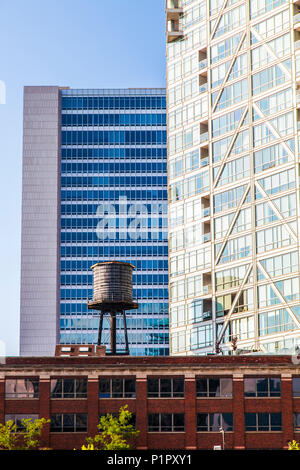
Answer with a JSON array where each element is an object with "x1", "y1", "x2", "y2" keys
[{"x1": 87, "y1": 261, "x2": 138, "y2": 355}]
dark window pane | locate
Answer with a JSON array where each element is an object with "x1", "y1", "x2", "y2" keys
[
  {"x1": 294, "y1": 413, "x2": 300, "y2": 430},
  {"x1": 293, "y1": 378, "x2": 300, "y2": 397},
  {"x1": 63, "y1": 379, "x2": 75, "y2": 398},
  {"x1": 148, "y1": 414, "x2": 159, "y2": 432},
  {"x1": 173, "y1": 414, "x2": 185, "y2": 431},
  {"x1": 257, "y1": 413, "x2": 269, "y2": 430},
  {"x1": 173, "y1": 378, "x2": 184, "y2": 397},
  {"x1": 222, "y1": 413, "x2": 233, "y2": 431},
  {"x1": 270, "y1": 413, "x2": 281, "y2": 431},
  {"x1": 112, "y1": 379, "x2": 123, "y2": 397},
  {"x1": 51, "y1": 379, "x2": 63, "y2": 398},
  {"x1": 160, "y1": 379, "x2": 172, "y2": 397},
  {"x1": 63, "y1": 414, "x2": 74, "y2": 432},
  {"x1": 148, "y1": 378, "x2": 159, "y2": 397},
  {"x1": 76, "y1": 378, "x2": 87, "y2": 398},
  {"x1": 197, "y1": 413, "x2": 209, "y2": 431},
  {"x1": 99, "y1": 379, "x2": 110, "y2": 398},
  {"x1": 161, "y1": 414, "x2": 172, "y2": 431},
  {"x1": 245, "y1": 413, "x2": 256, "y2": 431},
  {"x1": 196, "y1": 379, "x2": 207, "y2": 397},
  {"x1": 124, "y1": 379, "x2": 136, "y2": 398},
  {"x1": 209, "y1": 413, "x2": 221, "y2": 431},
  {"x1": 270, "y1": 378, "x2": 281, "y2": 397},
  {"x1": 76, "y1": 414, "x2": 88, "y2": 432},
  {"x1": 50, "y1": 414, "x2": 62, "y2": 432},
  {"x1": 256, "y1": 378, "x2": 268, "y2": 397},
  {"x1": 209, "y1": 379, "x2": 221, "y2": 397}
]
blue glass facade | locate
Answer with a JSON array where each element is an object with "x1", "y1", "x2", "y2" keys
[{"x1": 59, "y1": 89, "x2": 169, "y2": 355}]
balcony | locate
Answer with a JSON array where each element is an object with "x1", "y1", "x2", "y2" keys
[
  {"x1": 295, "y1": 39, "x2": 300, "y2": 51},
  {"x1": 202, "y1": 310, "x2": 212, "y2": 321},
  {"x1": 199, "y1": 83, "x2": 207, "y2": 94},
  {"x1": 166, "y1": 0, "x2": 183, "y2": 21},
  {"x1": 202, "y1": 233, "x2": 211, "y2": 243},
  {"x1": 199, "y1": 132, "x2": 208, "y2": 143},
  {"x1": 297, "y1": 93, "x2": 300, "y2": 107},
  {"x1": 202, "y1": 285, "x2": 212, "y2": 295},
  {"x1": 199, "y1": 59, "x2": 207, "y2": 70},
  {"x1": 294, "y1": 13, "x2": 300, "y2": 30},
  {"x1": 202, "y1": 207, "x2": 210, "y2": 218},
  {"x1": 200, "y1": 156, "x2": 209, "y2": 167},
  {"x1": 166, "y1": 20, "x2": 183, "y2": 43}
]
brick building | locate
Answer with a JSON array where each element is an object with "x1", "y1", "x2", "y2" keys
[{"x1": 1, "y1": 352, "x2": 300, "y2": 450}]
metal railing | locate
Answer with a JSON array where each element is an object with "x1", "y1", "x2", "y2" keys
[
  {"x1": 202, "y1": 233, "x2": 211, "y2": 243},
  {"x1": 294, "y1": 13, "x2": 300, "y2": 24},
  {"x1": 167, "y1": 0, "x2": 182, "y2": 8},
  {"x1": 167, "y1": 21, "x2": 182, "y2": 33},
  {"x1": 202, "y1": 284, "x2": 212, "y2": 294},
  {"x1": 199, "y1": 59, "x2": 207, "y2": 69},
  {"x1": 200, "y1": 157, "x2": 209, "y2": 167},
  {"x1": 199, "y1": 132, "x2": 208, "y2": 143}
]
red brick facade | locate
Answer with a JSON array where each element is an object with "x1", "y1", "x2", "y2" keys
[{"x1": 1, "y1": 355, "x2": 300, "y2": 450}]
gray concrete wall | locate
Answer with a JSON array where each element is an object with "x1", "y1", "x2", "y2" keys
[{"x1": 20, "y1": 86, "x2": 62, "y2": 356}]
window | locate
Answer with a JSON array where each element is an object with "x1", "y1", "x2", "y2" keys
[
  {"x1": 191, "y1": 324, "x2": 213, "y2": 349},
  {"x1": 292, "y1": 378, "x2": 300, "y2": 397},
  {"x1": 99, "y1": 378, "x2": 136, "y2": 398},
  {"x1": 196, "y1": 378, "x2": 232, "y2": 397},
  {"x1": 147, "y1": 377, "x2": 184, "y2": 398},
  {"x1": 294, "y1": 413, "x2": 300, "y2": 431},
  {"x1": 259, "y1": 309, "x2": 296, "y2": 336},
  {"x1": 148, "y1": 414, "x2": 185, "y2": 432},
  {"x1": 5, "y1": 415, "x2": 39, "y2": 432},
  {"x1": 252, "y1": 65, "x2": 288, "y2": 96},
  {"x1": 50, "y1": 378, "x2": 87, "y2": 398},
  {"x1": 244, "y1": 377, "x2": 281, "y2": 397},
  {"x1": 50, "y1": 414, "x2": 88, "y2": 433},
  {"x1": 197, "y1": 413, "x2": 233, "y2": 431},
  {"x1": 245, "y1": 413, "x2": 282, "y2": 431},
  {"x1": 5, "y1": 379, "x2": 39, "y2": 398}
]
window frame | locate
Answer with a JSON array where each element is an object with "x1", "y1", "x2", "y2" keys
[
  {"x1": 147, "y1": 377, "x2": 185, "y2": 398},
  {"x1": 99, "y1": 377, "x2": 136, "y2": 399}
]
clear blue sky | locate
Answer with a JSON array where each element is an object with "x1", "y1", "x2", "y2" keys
[{"x1": 0, "y1": 0, "x2": 166, "y2": 355}]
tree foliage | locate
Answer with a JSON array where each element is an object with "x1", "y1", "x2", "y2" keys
[
  {"x1": 288, "y1": 440, "x2": 300, "y2": 450},
  {"x1": 85, "y1": 405, "x2": 139, "y2": 450},
  {"x1": 0, "y1": 417, "x2": 50, "y2": 450}
]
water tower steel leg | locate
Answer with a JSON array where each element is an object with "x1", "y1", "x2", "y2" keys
[
  {"x1": 110, "y1": 312, "x2": 117, "y2": 355},
  {"x1": 122, "y1": 310, "x2": 129, "y2": 355},
  {"x1": 98, "y1": 311, "x2": 104, "y2": 346}
]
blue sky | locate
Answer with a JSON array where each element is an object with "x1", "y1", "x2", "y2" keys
[{"x1": 0, "y1": 0, "x2": 166, "y2": 355}]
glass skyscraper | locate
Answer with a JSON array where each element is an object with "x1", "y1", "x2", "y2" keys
[
  {"x1": 166, "y1": 0, "x2": 300, "y2": 355},
  {"x1": 20, "y1": 87, "x2": 169, "y2": 356}
]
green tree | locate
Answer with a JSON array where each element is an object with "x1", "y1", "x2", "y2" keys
[
  {"x1": 85, "y1": 405, "x2": 139, "y2": 450},
  {"x1": 0, "y1": 417, "x2": 50, "y2": 450}
]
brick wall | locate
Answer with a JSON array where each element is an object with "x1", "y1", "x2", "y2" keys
[{"x1": 1, "y1": 355, "x2": 300, "y2": 450}]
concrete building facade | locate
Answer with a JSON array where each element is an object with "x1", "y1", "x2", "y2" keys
[
  {"x1": 20, "y1": 87, "x2": 169, "y2": 357},
  {"x1": 166, "y1": 0, "x2": 300, "y2": 355}
]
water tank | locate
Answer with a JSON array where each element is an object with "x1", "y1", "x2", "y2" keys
[{"x1": 91, "y1": 261, "x2": 135, "y2": 304}]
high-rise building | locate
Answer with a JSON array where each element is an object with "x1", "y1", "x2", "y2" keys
[
  {"x1": 20, "y1": 86, "x2": 169, "y2": 356},
  {"x1": 166, "y1": 0, "x2": 300, "y2": 355}
]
